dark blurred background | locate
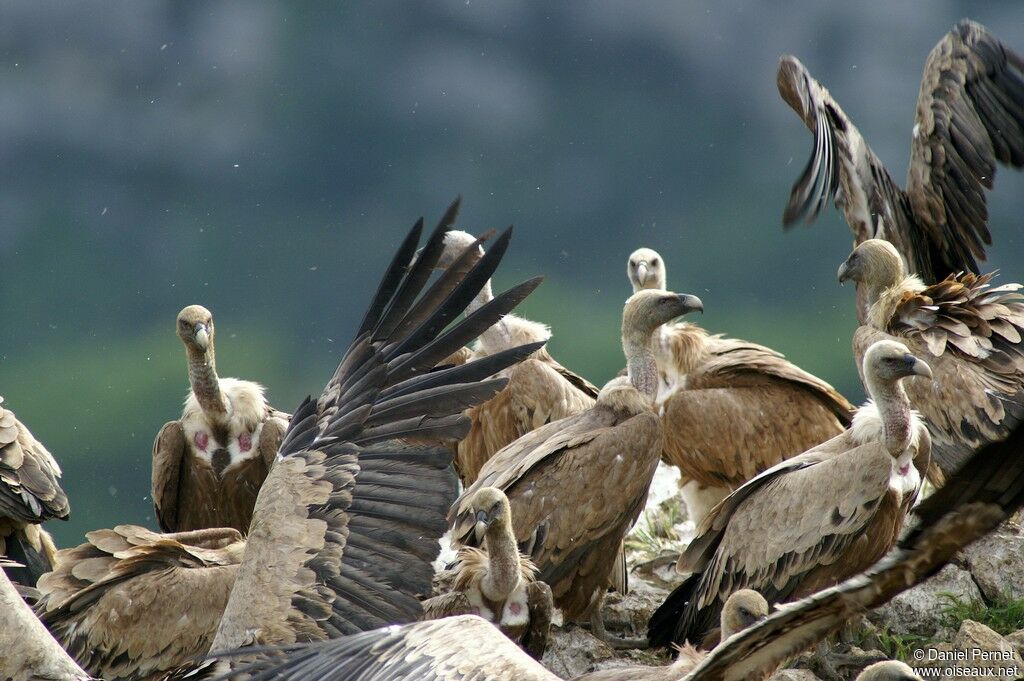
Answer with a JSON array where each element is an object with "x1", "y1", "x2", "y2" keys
[{"x1": 2, "y1": 1, "x2": 1022, "y2": 546}]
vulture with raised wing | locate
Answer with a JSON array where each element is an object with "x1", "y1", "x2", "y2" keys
[
  {"x1": 152, "y1": 304, "x2": 289, "y2": 534},
  {"x1": 627, "y1": 248, "x2": 854, "y2": 523},
  {"x1": 648, "y1": 340, "x2": 931, "y2": 650},
  {"x1": 35, "y1": 202, "x2": 544, "y2": 680},
  {"x1": 450, "y1": 288, "x2": 704, "y2": 644},
  {"x1": 778, "y1": 19, "x2": 1024, "y2": 320},
  {"x1": 838, "y1": 238, "x2": 1024, "y2": 476},
  {"x1": 423, "y1": 487, "x2": 552, "y2": 659},
  {"x1": 0, "y1": 559, "x2": 89, "y2": 681},
  {"x1": 0, "y1": 396, "x2": 69, "y2": 589},
  {"x1": 435, "y1": 230, "x2": 598, "y2": 485},
  {"x1": 196, "y1": 397, "x2": 1024, "y2": 681}
]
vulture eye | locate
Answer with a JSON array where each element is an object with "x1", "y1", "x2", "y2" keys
[{"x1": 651, "y1": 257, "x2": 659, "y2": 266}]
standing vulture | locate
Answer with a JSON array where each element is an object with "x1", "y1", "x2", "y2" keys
[
  {"x1": 778, "y1": 19, "x2": 1024, "y2": 320},
  {"x1": 838, "y1": 238, "x2": 1024, "y2": 477},
  {"x1": 35, "y1": 201, "x2": 544, "y2": 680},
  {"x1": 152, "y1": 304, "x2": 289, "y2": 534},
  {"x1": 434, "y1": 230, "x2": 598, "y2": 485},
  {"x1": 0, "y1": 395, "x2": 69, "y2": 589},
  {"x1": 648, "y1": 340, "x2": 931, "y2": 650},
  {"x1": 627, "y1": 248, "x2": 854, "y2": 524},
  {"x1": 180, "y1": 408, "x2": 1024, "y2": 681},
  {"x1": 450, "y1": 288, "x2": 704, "y2": 644},
  {"x1": 423, "y1": 487, "x2": 552, "y2": 659}
]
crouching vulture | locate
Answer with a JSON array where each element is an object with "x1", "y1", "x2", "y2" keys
[
  {"x1": 433, "y1": 230, "x2": 598, "y2": 485},
  {"x1": 0, "y1": 395, "x2": 69, "y2": 591},
  {"x1": 778, "y1": 19, "x2": 1024, "y2": 321},
  {"x1": 627, "y1": 248, "x2": 854, "y2": 523},
  {"x1": 648, "y1": 340, "x2": 931, "y2": 650},
  {"x1": 449, "y1": 288, "x2": 704, "y2": 646},
  {"x1": 34, "y1": 200, "x2": 544, "y2": 680},
  {"x1": 423, "y1": 486, "x2": 553, "y2": 659},
  {"x1": 838, "y1": 239, "x2": 1024, "y2": 477},
  {"x1": 152, "y1": 304, "x2": 289, "y2": 534}
]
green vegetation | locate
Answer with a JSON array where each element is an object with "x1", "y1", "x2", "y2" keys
[{"x1": 939, "y1": 593, "x2": 1024, "y2": 636}]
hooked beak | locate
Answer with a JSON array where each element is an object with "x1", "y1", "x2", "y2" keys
[
  {"x1": 635, "y1": 262, "x2": 651, "y2": 288},
  {"x1": 906, "y1": 354, "x2": 933, "y2": 380},
  {"x1": 679, "y1": 294, "x2": 704, "y2": 315},
  {"x1": 837, "y1": 261, "x2": 852, "y2": 284},
  {"x1": 194, "y1": 323, "x2": 210, "y2": 350},
  {"x1": 472, "y1": 509, "x2": 491, "y2": 543}
]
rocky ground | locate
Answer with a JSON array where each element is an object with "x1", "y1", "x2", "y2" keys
[{"x1": 537, "y1": 463, "x2": 1024, "y2": 681}]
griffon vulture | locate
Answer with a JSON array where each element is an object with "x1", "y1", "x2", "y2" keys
[
  {"x1": 152, "y1": 304, "x2": 289, "y2": 534},
  {"x1": 627, "y1": 248, "x2": 854, "y2": 523},
  {"x1": 450, "y1": 288, "x2": 704, "y2": 645},
  {"x1": 0, "y1": 559, "x2": 88, "y2": 681},
  {"x1": 778, "y1": 19, "x2": 1024, "y2": 320},
  {"x1": 838, "y1": 238, "x2": 1024, "y2": 476},
  {"x1": 433, "y1": 230, "x2": 598, "y2": 485},
  {"x1": 199, "y1": 410, "x2": 1024, "y2": 681},
  {"x1": 0, "y1": 395, "x2": 69, "y2": 589},
  {"x1": 648, "y1": 340, "x2": 931, "y2": 650},
  {"x1": 423, "y1": 487, "x2": 552, "y2": 659},
  {"x1": 35, "y1": 201, "x2": 544, "y2": 680}
]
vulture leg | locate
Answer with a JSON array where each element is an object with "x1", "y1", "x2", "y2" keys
[
  {"x1": 588, "y1": 591, "x2": 650, "y2": 649},
  {"x1": 520, "y1": 581, "x2": 553, "y2": 660}
]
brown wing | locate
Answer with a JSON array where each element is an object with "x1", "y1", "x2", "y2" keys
[
  {"x1": 854, "y1": 275, "x2": 1024, "y2": 475},
  {"x1": 36, "y1": 525, "x2": 243, "y2": 681},
  {"x1": 661, "y1": 337, "x2": 850, "y2": 488},
  {"x1": 420, "y1": 591, "x2": 475, "y2": 621},
  {"x1": 152, "y1": 420, "x2": 188, "y2": 533},
  {"x1": 456, "y1": 358, "x2": 597, "y2": 484},
  {"x1": 521, "y1": 580, "x2": 553, "y2": 660},
  {"x1": 0, "y1": 398, "x2": 69, "y2": 526},
  {"x1": 257, "y1": 414, "x2": 288, "y2": 468}
]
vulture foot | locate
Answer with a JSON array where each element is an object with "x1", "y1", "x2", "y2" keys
[{"x1": 588, "y1": 608, "x2": 649, "y2": 650}]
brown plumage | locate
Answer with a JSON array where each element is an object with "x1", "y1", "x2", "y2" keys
[
  {"x1": 423, "y1": 487, "x2": 552, "y2": 659},
  {"x1": 839, "y1": 238, "x2": 1024, "y2": 477},
  {"x1": 434, "y1": 230, "x2": 598, "y2": 485},
  {"x1": 35, "y1": 525, "x2": 244, "y2": 681},
  {"x1": 778, "y1": 20, "x2": 1024, "y2": 320},
  {"x1": 0, "y1": 395, "x2": 69, "y2": 589},
  {"x1": 450, "y1": 289, "x2": 703, "y2": 633},
  {"x1": 649, "y1": 340, "x2": 931, "y2": 650},
  {"x1": 0, "y1": 560, "x2": 88, "y2": 681},
  {"x1": 628, "y1": 248, "x2": 854, "y2": 523},
  {"x1": 152, "y1": 304, "x2": 289, "y2": 534}
]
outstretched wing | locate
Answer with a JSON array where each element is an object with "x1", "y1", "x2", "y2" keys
[{"x1": 151, "y1": 420, "x2": 187, "y2": 532}]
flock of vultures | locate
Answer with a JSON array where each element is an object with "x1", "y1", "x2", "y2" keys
[{"x1": 5, "y1": 18, "x2": 1024, "y2": 681}]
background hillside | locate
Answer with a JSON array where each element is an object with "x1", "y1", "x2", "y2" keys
[{"x1": 2, "y1": 1, "x2": 1022, "y2": 546}]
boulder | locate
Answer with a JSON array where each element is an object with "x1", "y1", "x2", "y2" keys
[
  {"x1": 936, "y1": 620, "x2": 1023, "y2": 681},
  {"x1": 541, "y1": 626, "x2": 614, "y2": 678},
  {"x1": 958, "y1": 523, "x2": 1024, "y2": 602},
  {"x1": 602, "y1": 574, "x2": 670, "y2": 638},
  {"x1": 770, "y1": 670, "x2": 823, "y2": 681},
  {"x1": 869, "y1": 564, "x2": 982, "y2": 637},
  {"x1": 1006, "y1": 629, "x2": 1024, "y2": 660}
]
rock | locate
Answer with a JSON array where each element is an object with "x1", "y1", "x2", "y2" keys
[
  {"x1": 1006, "y1": 629, "x2": 1024, "y2": 660},
  {"x1": 602, "y1": 574, "x2": 669, "y2": 638},
  {"x1": 935, "y1": 620, "x2": 1023, "y2": 681},
  {"x1": 869, "y1": 564, "x2": 982, "y2": 637},
  {"x1": 541, "y1": 626, "x2": 614, "y2": 678},
  {"x1": 770, "y1": 671, "x2": 822, "y2": 681},
  {"x1": 959, "y1": 523, "x2": 1024, "y2": 601}
]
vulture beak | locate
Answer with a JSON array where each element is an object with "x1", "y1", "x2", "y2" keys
[
  {"x1": 194, "y1": 323, "x2": 210, "y2": 350},
  {"x1": 678, "y1": 294, "x2": 704, "y2": 315},
  {"x1": 906, "y1": 354, "x2": 933, "y2": 379},
  {"x1": 635, "y1": 262, "x2": 650, "y2": 287},
  {"x1": 837, "y1": 260, "x2": 852, "y2": 284},
  {"x1": 473, "y1": 509, "x2": 491, "y2": 543}
]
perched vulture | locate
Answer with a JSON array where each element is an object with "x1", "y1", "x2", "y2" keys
[
  {"x1": 450, "y1": 288, "x2": 704, "y2": 645},
  {"x1": 627, "y1": 248, "x2": 854, "y2": 524},
  {"x1": 35, "y1": 201, "x2": 543, "y2": 680},
  {"x1": 778, "y1": 19, "x2": 1024, "y2": 320},
  {"x1": 433, "y1": 230, "x2": 598, "y2": 485},
  {"x1": 648, "y1": 340, "x2": 931, "y2": 650},
  {"x1": 152, "y1": 304, "x2": 289, "y2": 534},
  {"x1": 423, "y1": 487, "x2": 552, "y2": 659},
  {"x1": 0, "y1": 395, "x2": 69, "y2": 588},
  {"x1": 838, "y1": 238, "x2": 1024, "y2": 476},
  {"x1": 0, "y1": 560, "x2": 88, "y2": 681}
]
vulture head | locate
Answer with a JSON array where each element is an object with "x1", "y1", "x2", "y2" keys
[
  {"x1": 864, "y1": 340, "x2": 933, "y2": 385},
  {"x1": 177, "y1": 305, "x2": 215, "y2": 353},
  {"x1": 627, "y1": 247, "x2": 667, "y2": 292},
  {"x1": 837, "y1": 239, "x2": 907, "y2": 294},
  {"x1": 622, "y1": 289, "x2": 704, "y2": 340},
  {"x1": 435, "y1": 230, "x2": 485, "y2": 270},
  {"x1": 469, "y1": 486, "x2": 513, "y2": 544},
  {"x1": 719, "y1": 589, "x2": 769, "y2": 641},
  {"x1": 855, "y1": 660, "x2": 923, "y2": 681}
]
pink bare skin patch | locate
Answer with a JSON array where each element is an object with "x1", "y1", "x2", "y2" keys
[
  {"x1": 194, "y1": 432, "x2": 209, "y2": 451},
  {"x1": 238, "y1": 432, "x2": 253, "y2": 453},
  {"x1": 509, "y1": 602, "x2": 522, "y2": 615},
  {"x1": 899, "y1": 463, "x2": 910, "y2": 476}
]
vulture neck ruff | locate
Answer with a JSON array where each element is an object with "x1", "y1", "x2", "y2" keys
[
  {"x1": 186, "y1": 344, "x2": 229, "y2": 419},
  {"x1": 469, "y1": 279, "x2": 552, "y2": 357},
  {"x1": 867, "y1": 274, "x2": 926, "y2": 331}
]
